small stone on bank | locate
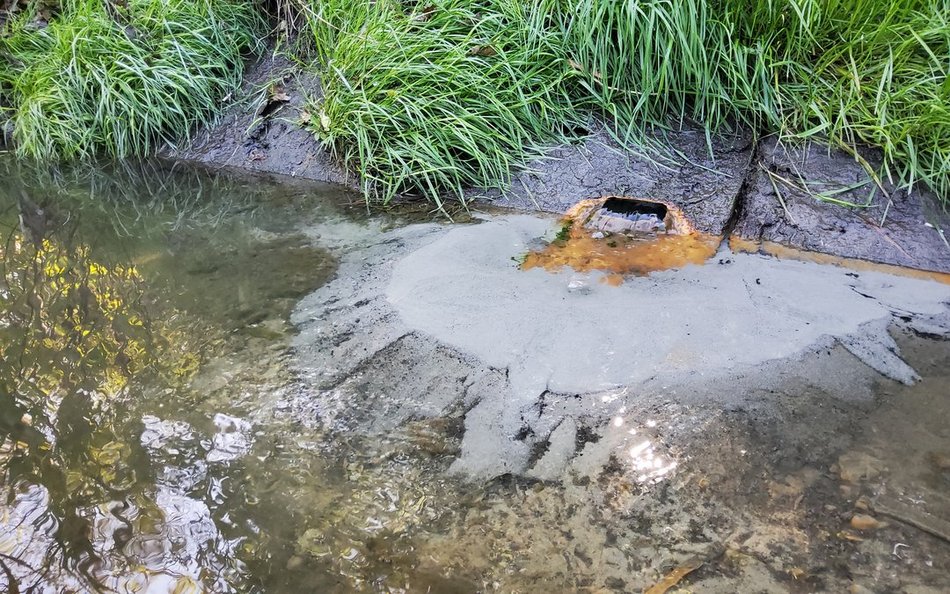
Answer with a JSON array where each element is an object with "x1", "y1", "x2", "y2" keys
[
  {"x1": 854, "y1": 495, "x2": 871, "y2": 512},
  {"x1": 928, "y1": 451, "x2": 950, "y2": 471},
  {"x1": 836, "y1": 452, "x2": 884, "y2": 483}
]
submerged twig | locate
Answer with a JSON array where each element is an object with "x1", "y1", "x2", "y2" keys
[
  {"x1": 644, "y1": 557, "x2": 704, "y2": 594},
  {"x1": 874, "y1": 498, "x2": 950, "y2": 545}
]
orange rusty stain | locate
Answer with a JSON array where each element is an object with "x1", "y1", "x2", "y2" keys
[
  {"x1": 729, "y1": 236, "x2": 950, "y2": 285},
  {"x1": 728, "y1": 236, "x2": 761, "y2": 255},
  {"x1": 522, "y1": 198, "x2": 720, "y2": 282},
  {"x1": 599, "y1": 273, "x2": 625, "y2": 286}
]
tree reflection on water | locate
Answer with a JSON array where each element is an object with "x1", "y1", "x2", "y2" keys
[
  {"x1": 0, "y1": 160, "x2": 253, "y2": 592},
  {"x1": 2, "y1": 191, "x2": 167, "y2": 590},
  {"x1": 0, "y1": 156, "x2": 346, "y2": 593}
]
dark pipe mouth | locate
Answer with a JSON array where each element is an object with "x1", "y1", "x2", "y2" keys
[{"x1": 601, "y1": 197, "x2": 668, "y2": 220}]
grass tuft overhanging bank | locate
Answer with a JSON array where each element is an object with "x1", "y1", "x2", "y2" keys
[
  {"x1": 298, "y1": 0, "x2": 949, "y2": 206},
  {"x1": 0, "y1": 0, "x2": 262, "y2": 160},
  {"x1": 301, "y1": 0, "x2": 581, "y2": 206}
]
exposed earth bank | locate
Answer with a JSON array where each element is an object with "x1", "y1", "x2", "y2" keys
[{"x1": 168, "y1": 55, "x2": 950, "y2": 274}]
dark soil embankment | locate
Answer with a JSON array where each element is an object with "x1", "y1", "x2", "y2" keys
[
  {"x1": 169, "y1": 55, "x2": 352, "y2": 189},
  {"x1": 733, "y1": 138, "x2": 950, "y2": 273},
  {"x1": 4, "y1": 1, "x2": 946, "y2": 272},
  {"x1": 169, "y1": 53, "x2": 950, "y2": 274}
]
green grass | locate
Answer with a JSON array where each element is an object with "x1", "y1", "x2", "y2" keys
[
  {"x1": 294, "y1": 0, "x2": 947, "y2": 206},
  {"x1": 301, "y1": 0, "x2": 581, "y2": 206},
  {"x1": 558, "y1": 0, "x2": 949, "y2": 201},
  {"x1": 0, "y1": 0, "x2": 262, "y2": 160},
  {"x1": 559, "y1": 0, "x2": 773, "y2": 136},
  {"x1": 1, "y1": 0, "x2": 946, "y2": 208},
  {"x1": 766, "y1": 1, "x2": 950, "y2": 200}
]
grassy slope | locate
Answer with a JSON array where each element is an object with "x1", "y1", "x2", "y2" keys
[
  {"x1": 301, "y1": 0, "x2": 947, "y2": 206},
  {"x1": 0, "y1": 0, "x2": 945, "y2": 208},
  {"x1": 305, "y1": 0, "x2": 580, "y2": 205},
  {"x1": 767, "y1": 1, "x2": 950, "y2": 200},
  {"x1": 0, "y1": 0, "x2": 261, "y2": 160},
  {"x1": 563, "y1": 0, "x2": 949, "y2": 200}
]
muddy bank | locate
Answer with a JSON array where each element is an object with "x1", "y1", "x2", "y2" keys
[
  {"x1": 292, "y1": 213, "x2": 950, "y2": 481},
  {"x1": 734, "y1": 138, "x2": 950, "y2": 274},
  {"x1": 169, "y1": 56, "x2": 950, "y2": 273},
  {"x1": 460, "y1": 127, "x2": 753, "y2": 236},
  {"x1": 167, "y1": 55, "x2": 353, "y2": 188},
  {"x1": 168, "y1": 57, "x2": 751, "y2": 234}
]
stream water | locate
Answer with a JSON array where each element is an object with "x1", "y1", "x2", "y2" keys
[
  {"x1": 0, "y1": 158, "x2": 364, "y2": 592},
  {"x1": 1, "y1": 157, "x2": 948, "y2": 593}
]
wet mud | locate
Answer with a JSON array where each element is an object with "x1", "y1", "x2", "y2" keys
[
  {"x1": 731, "y1": 237, "x2": 950, "y2": 286},
  {"x1": 289, "y1": 210, "x2": 950, "y2": 592},
  {"x1": 167, "y1": 55, "x2": 352, "y2": 188},
  {"x1": 168, "y1": 57, "x2": 950, "y2": 275},
  {"x1": 733, "y1": 138, "x2": 950, "y2": 274}
]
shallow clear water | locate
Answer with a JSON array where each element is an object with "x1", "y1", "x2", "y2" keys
[
  {"x1": 0, "y1": 158, "x2": 367, "y2": 592},
  {"x1": 1, "y1": 157, "x2": 948, "y2": 593}
]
